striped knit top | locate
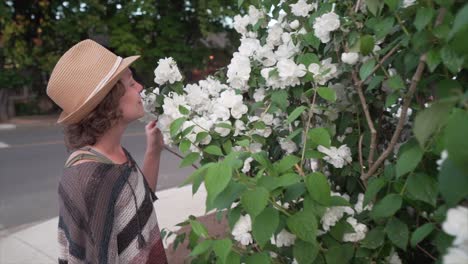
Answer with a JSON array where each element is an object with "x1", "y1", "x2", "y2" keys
[{"x1": 57, "y1": 147, "x2": 168, "y2": 264}]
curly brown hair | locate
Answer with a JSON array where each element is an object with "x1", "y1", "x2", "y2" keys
[{"x1": 63, "y1": 81, "x2": 126, "y2": 152}]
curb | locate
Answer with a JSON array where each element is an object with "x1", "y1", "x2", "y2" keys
[{"x1": 1, "y1": 114, "x2": 59, "y2": 128}]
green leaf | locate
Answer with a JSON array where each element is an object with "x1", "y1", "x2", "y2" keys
[
  {"x1": 305, "y1": 172, "x2": 331, "y2": 205},
  {"x1": 170, "y1": 117, "x2": 186, "y2": 137},
  {"x1": 325, "y1": 244, "x2": 354, "y2": 264},
  {"x1": 387, "y1": 75, "x2": 405, "y2": 90},
  {"x1": 414, "y1": 7, "x2": 435, "y2": 31},
  {"x1": 179, "y1": 139, "x2": 191, "y2": 153},
  {"x1": 329, "y1": 219, "x2": 355, "y2": 242},
  {"x1": 287, "y1": 210, "x2": 318, "y2": 243},
  {"x1": 189, "y1": 239, "x2": 212, "y2": 256},
  {"x1": 445, "y1": 109, "x2": 468, "y2": 168},
  {"x1": 449, "y1": 4, "x2": 468, "y2": 39},
  {"x1": 316, "y1": 87, "x2": 337, "y2": 102},
  {"x1": 195, "y1": 132, "x2": 209, "y2": 143},
  {"x1": 293, "y1": 240, "x2": 318, "y2": 264},
  {"x1": 364, "y1": 177, "x2": 386, "y2": 206},
  {"x1": 361, "y1": 227, "x2": 385, "y2": 249},
  {"x1": 439, "y1": 160, "x2": 468, "y2": 206},
  {"x1": 275, "y1": 155, "x2": 301, "y2": 174},
  {"x1": 246, "y1": 253, "x2": 270, "y2": 264},
  {"x1": 407, "y1": 173, "x2": 437, "y2": 206},
  {"x1": 277, "y1": 173, "x2": 301, "y2": 187},
  {"x1": 308, "y1": 127, "x2": 331, "y2": 148},
  {"x1": 385, "y1": 217, "x2": 409, "y2": 250},
  {"x1": 440, "y1": 46, "x2": 464, "y2": 74},
  {"x1": 359, "y1": 59, "x2": 376, "y2": 80},
  {"x1": 365, "y1": 0, "x2": 384, "y2": 16},
  {"x1": 304, "y1": 32, "x2": 320, "y2": 49},
  {"x1": 296, "y1": 53, "x2": 319, "y2": 67},
  {"x1": 226, "y1": 252, "x2": 241, "y2": 264},
  {"x1": 426, "y1": 49, "x2": 441, "y2": 72},
  {"x1": 190, "y1": 219, "x2": 209, "y2": 238},
  {"x1": 209, "y1": 181, "x2": 246, "y2": 211},
  {"x1": 370, "y1": 194, "x2": 402, "y2": 219},
  {"x1": 360, "y1": 35, "x2": 375, "y2": 55},
  {"x1": 237, "y1": 0, "x2": 244, "y2": 8},
  {"x1": 180, "y1": 152, "x2": 200, "y2": 168},
  {"x1": 384, "y1": 0, "x2": 399, "y2": 11},
  {"x1": 241, "y1": 187, "x2": 269, "y2": 218},
  {"x1": 374, "y1": 17, "x2": 395, "y2": 39},
  {"x1": 395, "y1": 140, "x2": 423, "y2": 177},
  {"x1": 367, "y1": 75, "x2": 384, "y2": 91},
  {"x1": 204, "y1": 145, "x2": 224, "y2": 156},
  {"x1": 252, "y1": 207, "x2": 279, "y2": 247},
  {"x1": 411, "y1": 223, "x2": 435, "y2": 247},
  {"x1": 178, "y1": 105, "x2": 190, "y2": 115},
  {"x1": 414, "y1": 101, "x2": 453, "y2": 147},
  {"x1": 205, "y1": 163, "x2": 232, "y2": 204},
  {"x1": 271, "y1": 90, "x2": 289, "y2": 111},
  {"x1": 330, "y1": 196, "x2": 352, "y2": 207},
  {"x1": 287, "y1": 106, "x2": 308, "y2": 124},
  {"x1": 236, "y1": 139, "x2": 250, "y2": 147},
  {"x1": 213, "y1": 239, "x2": 232, "y2": 264}
]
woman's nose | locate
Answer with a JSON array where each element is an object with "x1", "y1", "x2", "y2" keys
[{"x1": 137, "y1": 82, "x2": 143, "y2": 92}]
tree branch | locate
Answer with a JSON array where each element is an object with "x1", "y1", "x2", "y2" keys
[
  {"x1": 360, "y1": 7, "x2": 446, "y2": 183},
  {"x1": 352, "y1": 70, "x2": 377, "y2": 169}
]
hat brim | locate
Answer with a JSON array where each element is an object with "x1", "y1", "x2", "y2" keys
[{"x1": 57, "y1": 55, "x2": 140, "y2": 125}]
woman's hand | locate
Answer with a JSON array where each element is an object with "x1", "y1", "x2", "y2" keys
[{"x1": 145, "y1": 120, "x2": 164, "y2": 155}]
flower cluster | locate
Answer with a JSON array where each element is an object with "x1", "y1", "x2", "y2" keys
[{"x1": 442, "y1": 206, "x2": 468, "y2": 264}]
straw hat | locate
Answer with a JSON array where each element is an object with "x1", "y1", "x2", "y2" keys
[{"x1": 46, "y1": 39, "x2": 140, "y2": 125}]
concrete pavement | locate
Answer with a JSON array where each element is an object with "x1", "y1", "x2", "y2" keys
[{"x1": 0, "y1": 184, "x2": 209, "y2": 264}]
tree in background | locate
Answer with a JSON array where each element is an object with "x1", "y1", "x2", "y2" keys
[{"x1": 0, "y1": 0, "x2": 244, "y2": 121}]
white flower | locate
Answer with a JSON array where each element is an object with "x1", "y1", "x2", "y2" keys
[
  {"x1": 277, "y1": 58, "x2": 307, "y2": 80},
  {"x1": 214, "y1": 121, "x2": 231, "y2": 137},
  {"x1": 232, "y1": 215, "x2": 253, "y2": 246},
  {"x1": 231, "y1": 103, "x2": 248, "y2": 119},
  {"x1": 310, "y1": 158, "x2": 319, "y2": 172},
  {"x1": 343, "y1": 217, "x2": 368, "y2": 242},
  {"x1": 313, "y1": 12, "x2": 340, "y2": 43},
  {"x1": 184, "y1": 83, "x2": 209, "y2": 109},
  {"x1": 387, "y1": 252, "x2": 402, "y2": 264},
  {"x1": 152, "y1": 87, "x2": 160, "y2": 95},
  {"x1": 354, "y1": 193, "x2": 373, "y2": 214},
  {"x1": 248, "y1": 5, "x2": 264, "y2": 25},
  {"x1": 341, "y1": 52, "x2": 359, "y2": 65},
  {"x1": 271, "y1": 229, "x2": 296, "y2": 247},
  {"x1": 227, "y1": 52, "x2": 251, "y2": 91},
  {"x1": 443, "y1": 245, "x2": 468, "y2": 264},
  {"x1": 253, "y1": 88, "x2": 266, "y2": 102},
  {"x1": 318, "y1": 144, "x2": 352, "y2": 168},
  {"x1": 321, "y1": 193, "x2": 355, "y2": 232},
  {"x1": 266, "y1": 23, "x2": 283, "y2": 46},
  {"x1": 234, "y1": 120, "x2": 246, "y2": 136},
  {"x1": 199, "y1": 77, "x2": 226, "y2": 97},
  {"x1": 261, "y1": 114, "x2": 274, "y2": 126},
  {"x1": 162, "y1": 92, "x2": 190, "y2": 120},
  {"x1": 442, "y1": 206, "x2": 468, "y2": 246},
  {"x1": 290, "y1": 0, "x2": 315, "y2": 17},
  {"x1": 437, "y1": 150, "x2": 448, "y2": 171},
  {"x1": 308, "y1": 58, "x2": 339, "y2": 85},
  {"x1": 219, "y1": 90, "x2": 243, "y2": 108},
  {"x1": 154, "y1": 57, "x2": 182, "y2": 85},
  {"x1": 242, "y1": 157, "x2": 254, "y2": 173},
  {"x1": 254, "y1": 45, "x2": 276, "y2": 67},
  {"x1": 279, "y1": 138, "x2": 297, "y2": 154},
  {"x1": 239, "y1": 37, "x2": 261, "y2": 57},
  {"x1": 210, "y1": 103, "x2": 231, "y2": 121},
  {"x1": 250, "y1": 143, "x2": 263, "y2": 153},
  {"x1": 289, "y1": 20, "x2": 300, "y2": 30},
  {"x1": 402, "y1": 0, "x2": 416, "y2": 8},
  {"x1": 233, "y1": 14, "x2": 250, "y2": 35}
]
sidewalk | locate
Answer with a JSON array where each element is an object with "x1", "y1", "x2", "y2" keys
[
  {"x1": 0, "y1": 184, "x2": 225, "y2": 264},
  {"x1": 0, "y1": 114, "x2": 60, "y2": 130}
]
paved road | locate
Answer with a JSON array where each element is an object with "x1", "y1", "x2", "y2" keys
[{"x1": 0, "y1": 121, "x2": 194, "y2": 231}]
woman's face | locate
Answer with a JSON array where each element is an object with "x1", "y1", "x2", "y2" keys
[{"x1": 118, "y1": 68, "x2": 145, "y2": 123}]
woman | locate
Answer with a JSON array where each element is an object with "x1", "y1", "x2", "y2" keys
[{"x1": 46, "y1": 39, "x2": 168, "y2": 263}]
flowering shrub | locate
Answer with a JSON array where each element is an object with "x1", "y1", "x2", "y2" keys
[{"x1": 141, "y1": 0, "x2": 468, "y2": 263}]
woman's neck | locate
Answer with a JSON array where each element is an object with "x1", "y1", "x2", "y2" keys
[{"x1": 91, "y1": 122, "x2": 127, "y2": 160}]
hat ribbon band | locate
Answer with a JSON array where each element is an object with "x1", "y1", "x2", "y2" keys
[{"x1": 84, "y1": 56, "x2": 123, "y2": 103}]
